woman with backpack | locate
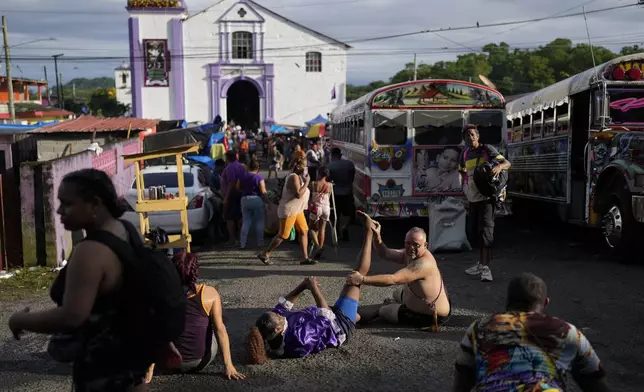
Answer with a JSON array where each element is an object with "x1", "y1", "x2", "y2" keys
[
  {"x1": 8, "y1": 169, "x2": 159, "y2": 391},
  {"x1": 150, "y1": 252, "x2": 245, "y2": 380}
]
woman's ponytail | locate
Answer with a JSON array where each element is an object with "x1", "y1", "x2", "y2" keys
[{"x1": 246, "y1": 327, "x2": 268, "y2": 365}]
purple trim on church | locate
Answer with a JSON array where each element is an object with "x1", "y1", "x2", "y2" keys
[
  {"x1": 170, "y1": 18, "x2": 185, "y2": 119},
  {"x1": 208, "y1": 63, "x2": 274, "y2": 123},
  {"x1": 128, "y1": 17, "x2": 143, "y2": 118}
]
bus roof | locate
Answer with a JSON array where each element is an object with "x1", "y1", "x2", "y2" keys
[
  {"x1": 506, "y1": 52, "x2": 644, "y2": 119},
  {"x1": 332, "y1": 79, "x2": 505, "y2": 118}
]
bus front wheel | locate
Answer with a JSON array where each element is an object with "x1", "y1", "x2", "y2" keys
[{"x1": 601, "y1": 186, "x2": 643, "y2": 263}]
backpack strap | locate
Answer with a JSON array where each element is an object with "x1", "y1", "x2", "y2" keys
[{"x1": 83, "y1": 220, "x2": 143, "y2": 265}]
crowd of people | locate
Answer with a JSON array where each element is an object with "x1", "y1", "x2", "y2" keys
[{"x1": 4, "y1": 125, "x2": 611, "y2": 392}]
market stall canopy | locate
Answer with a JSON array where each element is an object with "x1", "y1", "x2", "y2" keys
[
  {"x1": 305, "y1": 115, "x2": 328, "y2": 126},
  {"x1": 306, "y1": 123, "x2": 326, "y2": 138},
  {"x1": 270, "y1": 124, "x2": 293, "y2": 135}
]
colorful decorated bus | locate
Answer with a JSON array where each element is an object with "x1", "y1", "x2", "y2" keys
[
  {"x1": 329, "y1": 79, "x2": 506, "y2": 218},
  {"x1": 506, "y1": 53, "x2": 644, "y2": 259}
]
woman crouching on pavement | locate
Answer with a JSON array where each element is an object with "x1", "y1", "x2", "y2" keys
[
  {"x1": 246, "y1": 212, "x2": 376, "y2": 363},
  {"x1": 150, "y1": 252, "x2": 245, "y2": 380}
]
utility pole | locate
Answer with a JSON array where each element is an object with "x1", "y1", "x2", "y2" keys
[
  {"x1": 52, "y1": 53, "x2": 63, "y2": 109},
  {"x1": 2, "y1": 16, "x2": 16, "y2": 123},
  {"x1": 59, "y1": 72, "x2": 65, "y2": 110},
  {"x1": 43, "y1": 65, "x2": 51, "y2": 102},
  {"x1": 413, "y1": 53, "x2": 418, "y2": 81}
]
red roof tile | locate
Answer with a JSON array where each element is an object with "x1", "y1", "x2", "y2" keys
[{"x1": 31, "y1": 115, "x2": 159, "y2": 133}]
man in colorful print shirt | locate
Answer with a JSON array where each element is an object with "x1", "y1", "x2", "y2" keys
[{"x1": 452, "y1": 273, "x2": 610, "y2": 392}]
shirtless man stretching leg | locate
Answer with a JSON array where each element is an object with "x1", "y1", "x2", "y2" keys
[{"x1": 348, "y1": 222, "x2": 451, "y2": 329}]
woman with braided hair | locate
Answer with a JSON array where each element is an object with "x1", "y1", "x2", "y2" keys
[{"x1": 159, "y1": 252, "x2": 245, "y2": 379}]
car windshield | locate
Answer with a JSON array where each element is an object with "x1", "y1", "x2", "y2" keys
[{"x1": 132, "y1": 172, "x2": 194, "y2": 189}]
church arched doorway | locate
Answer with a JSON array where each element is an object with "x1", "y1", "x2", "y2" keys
[{"x1": 226, "y1": 80, "x2": 260, "y2": 131}]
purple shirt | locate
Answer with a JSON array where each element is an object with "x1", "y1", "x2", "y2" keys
[
  {"x1": 222, "y1": 161, "x2": 246, "y2": 196},
  {"x1": 269, "y1": 298, "x2": 340, "y2": 358},
  {"x1": 240, "y1": 172, "x2": 264, "y2": 197}
]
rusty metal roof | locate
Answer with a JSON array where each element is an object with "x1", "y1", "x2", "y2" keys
[{"x1": 31, "y1": 115, "x2": 159, "y2": 133}]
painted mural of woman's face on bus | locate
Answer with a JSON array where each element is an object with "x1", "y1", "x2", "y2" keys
[{"x1": 437, "y1": 147, "x2": 459, "y2": 172}]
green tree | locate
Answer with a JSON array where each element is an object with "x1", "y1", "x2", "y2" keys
[
  {"x1": 620, "y1": 45, "x2": 642, "y2": 56},
  {"x1": 88, "y1": 88, "x2": 129, "y2": 117}
]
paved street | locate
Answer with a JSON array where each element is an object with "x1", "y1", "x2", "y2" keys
[{"x1": 0, "y1": 170, "x2": 643, "y2": 391}]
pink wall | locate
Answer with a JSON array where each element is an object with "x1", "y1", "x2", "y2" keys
[{"x1": 20, "y1": 138, "x2": 141, "y2": 267}]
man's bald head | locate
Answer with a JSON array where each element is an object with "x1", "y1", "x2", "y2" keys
[
  {"x1": 404, "y1": 227, "x2": 428, "y2": 259},
  {"x1": 406, "y1": 227, "x2": 427, "y2": 242}
]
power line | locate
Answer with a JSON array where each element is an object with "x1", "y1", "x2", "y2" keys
[
  {"x1": 7, "y1": 37, "x2": 644, "y2": 64},
  {"x1": 7, "y1": 30, "x2": 644, "y2": 61},
  {"x1": 464, "y1": 0, "x2": 602, "y2": 46},
  {"x1": 6, "y1": 2, "x2": 641, "y2": 66}
]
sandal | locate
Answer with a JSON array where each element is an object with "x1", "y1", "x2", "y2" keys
[
  {"x1": 257, "y1": 253, "x2": 273, "y2": 265},
  {"x1": 300, "y1": 258, "x2": 318, "y2": 265}
]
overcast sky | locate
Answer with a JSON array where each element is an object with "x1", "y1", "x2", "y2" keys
[{"x1": 1, "y1": 0, "x2": 643, "y2": 86}]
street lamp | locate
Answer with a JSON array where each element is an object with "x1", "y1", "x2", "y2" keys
[{"x1": 10, "y1": 37, "x2": 56, "y2": 49}]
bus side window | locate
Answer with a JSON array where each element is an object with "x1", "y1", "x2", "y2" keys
[
  {"x1": 522, "y1": 115, "x2": 531, "y2": 141},
  {"x1": 532, "y1": 122, "x2": 543, "y2": 139},
  {"x1": 544, "y1": 107, "x2": 555, "y2": 136},
  {"x1": 358, "y1": 117, "x2": 365, "y2": 146}
]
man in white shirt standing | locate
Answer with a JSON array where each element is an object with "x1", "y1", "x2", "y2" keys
[{"x1": 306, "y1": 142, "x2": 324, "y2": 181}]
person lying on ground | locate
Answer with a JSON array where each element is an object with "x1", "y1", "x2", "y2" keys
[
  {"x1": 246, "y1": 211, "x2": 376, "y2": 363},
  {"x1": 452, "y1": 273, "x2": 610, "y2": 392},
  {"x1": 349, "y1": 223, "x2": 451, "y2": 331},
  {"x1": 149, "y1": 252, "x2": 245, "y2": 381}
]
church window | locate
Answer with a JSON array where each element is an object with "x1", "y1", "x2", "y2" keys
[
  {"x1": 232, "y1": 31, "x2": 253, "y2": 59},
  {"x1": 306, "y1": 52, "x2": 322, "y2": 72}
]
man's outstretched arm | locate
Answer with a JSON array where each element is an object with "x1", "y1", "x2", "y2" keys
[
  {"x1": 349, "y1": 263, "x2": 428, "y2": 287},
  {"x1": 371, "y1": 220, "x2": 405, "y2": 264}
]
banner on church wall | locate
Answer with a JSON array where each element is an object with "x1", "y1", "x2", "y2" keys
[{"x1": 143, "y1": 39, "x2": 170, "y2": 87}]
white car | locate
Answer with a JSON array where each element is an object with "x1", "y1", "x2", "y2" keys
[{"x1": 121, "y1": 164, "x2": 216, "y2": 236}]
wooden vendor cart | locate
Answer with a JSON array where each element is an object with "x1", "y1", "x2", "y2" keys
[{"x1": 123, "y1": 143, "x2": 200, "y2": 253}]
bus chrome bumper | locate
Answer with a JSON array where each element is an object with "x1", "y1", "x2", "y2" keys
[{"x1": 633, "y1": 195, "x2": 644, "y2": 223}]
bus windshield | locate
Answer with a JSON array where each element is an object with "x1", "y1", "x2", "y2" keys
[
  {"x1": 608, "y1": 88, "x2": 644, "y2": 125},
  {"x1": 469, "y1": 111, "x2": 504, "y2": 145}
]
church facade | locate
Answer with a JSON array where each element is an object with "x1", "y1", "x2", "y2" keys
[{"x1": 127, "y1": 0, "x2": 349, "y2": 129}]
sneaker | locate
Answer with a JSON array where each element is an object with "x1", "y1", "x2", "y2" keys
[
  {"x1": 480, "y1": 266, "x2": 493, "y2": 282},
  {"x1": 465, "y1": 262, "x2": 482, "y2": 276}
]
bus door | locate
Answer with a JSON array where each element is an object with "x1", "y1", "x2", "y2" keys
[
  {"x1": 569, "y1": 90, "x2": 592, "y2": 221},
  {"x1": 370, "y1": 111, "x2": 412, "y2": 205}
]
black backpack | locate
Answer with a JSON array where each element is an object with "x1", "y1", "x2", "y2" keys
[
  {"x1": 464, "y1": 146, "x2": 508, "y2": 199},
  {"x1": 86, "y1": 220, "x2": 187, "y2": 365}
]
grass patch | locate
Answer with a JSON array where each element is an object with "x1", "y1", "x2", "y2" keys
[{"x1": 0, "y1": 267, "x2": 58, "y2": 302}]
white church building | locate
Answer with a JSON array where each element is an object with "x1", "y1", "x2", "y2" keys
[{"x1": 126, "y1": 0, "x2": 349, "y2": 129}]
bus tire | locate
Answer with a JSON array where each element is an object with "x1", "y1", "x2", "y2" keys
[{"x1": 601, "y1": 183, "x2": 643, "y2": 263}]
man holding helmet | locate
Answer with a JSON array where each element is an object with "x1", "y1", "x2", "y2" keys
[{"x1": 459, "y1": 124, "x2": 511, "y2": 282}]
